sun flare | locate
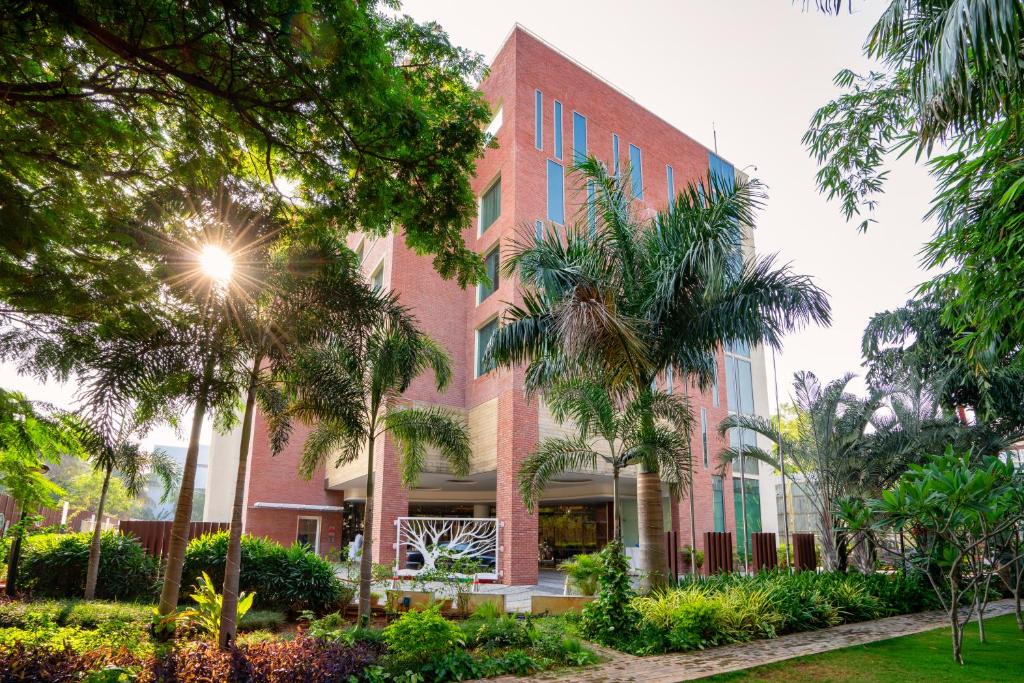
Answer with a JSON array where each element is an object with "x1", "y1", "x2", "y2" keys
[{"x1": 198, "y1": 244, "x2": 234, "y2": 287}]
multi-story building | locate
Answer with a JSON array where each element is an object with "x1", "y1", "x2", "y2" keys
[{"x1": 204, "y1": 25, "x2": 780, "y2": 585}]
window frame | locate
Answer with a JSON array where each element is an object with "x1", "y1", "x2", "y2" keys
[
  {"x1": 478, "y1": 174, "x2": 502, "y2": 236},
  {"x1": 477, "y1": 245, "x2": 500, "y2": 304},
  {"x1": 629, "y1": 143, "x2": 643, "y2": 199},
  {"x1": 296, "y1": 516, "x2": 321, "y2": 555},
  {"x1": 572, "y1": 111, "x2": 587, "y2": 164},
  {"x1": 553, "y1": 100, "x2": 563, "y2": 160},
  {"x1": 535, "y1": 90, "x2": 543, "y2": 150},
  {"x1": 546, "y1": 159, "x2": 565, "y2": 224},
  {"x1": 475, "y1": 317, "x2": 500, "y2": 378}
]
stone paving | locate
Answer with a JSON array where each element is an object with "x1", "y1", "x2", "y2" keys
[{"x1": 476, "y1": 599, "x2": 1017, "y2": 683}]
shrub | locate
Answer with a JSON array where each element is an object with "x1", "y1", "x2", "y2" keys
[
  {"x1": 181, "y1": 532, "x2": 348, "y2": 614},
  {"x1": 0, "y1": 599, "x2": 152, "y2": 630},
  {"x1": 580, "y1": 540, "x2": 638, "y2": 647},
  {"x1": 18, "y1": 532, "x2": 157, "y2": 601},
  {"x1": 178, "y1": 572, "x2": 254, "y2": 640},
  {"x1": 238, "y1": 609, "x2": 285, "y2": 632},
  {"x1": 461, "y1": 614, "x2": 531, "y2": 650},
  {"x1": 141, "y1": 636, "x2": 380, "y2": 682},
  {"x1": 382, "y1": 605, "x2": 464, "y2": 669},
  {"x1": 557, "y1": 552, "x2": 602, "y2": 596},
  {"x1": 0, "y1": 642, "x2": 141, "y2": 683}
]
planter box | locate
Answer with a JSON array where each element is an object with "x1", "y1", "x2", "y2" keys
[
  {"x1": 531, "y1": 595, "x2": 595, "y2": 615},
  {"x1": 463, "y1": 593, "x2": 506, "y2": 613},
  {"x1": 385, "y1": 589, "x2": 435, "y2": 612}
]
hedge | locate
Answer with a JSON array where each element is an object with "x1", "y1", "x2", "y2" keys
[{"x1": 18, "y1": 532, "x2": 158, "y2": 601}]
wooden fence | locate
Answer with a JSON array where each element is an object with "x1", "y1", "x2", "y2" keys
[
  {"x1": 703, "y1": 531, "x2": 735, "y2": 574},
  {"x1": 751, "y1": 531, "x2": 778, "y2": 571},
  {"x1": 119, "y1": 520, "x2": 228, "y2": 560},
  {"x1": 792, "y1": 532, "x2": 817, "y2": 571}
]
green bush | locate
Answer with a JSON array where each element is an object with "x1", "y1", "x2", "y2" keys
[
  {"x1": 382, "y1": 605, "x2": 464, "y2": 669},
  {"x1": 460, "y1": 613, "x2": 531, "y2": 650},
  {"x1": 18, "y1": 532, "x2": 157, "y2": 601},
  {"x1": 580, "y1": 540, "x2": 638, "y2": 648},
  {"x1": 181, "y1": 531, "x2": 349, "y2": 614},
  {"x1": 557, "y1": 552, "x2": 602, "y2": 596},
  {"x1": 0, "y1": 599, "x2": 152, "y2": 629},
  {"x1": 238, "y1": 609, "x2": 286, "y2": 632}
]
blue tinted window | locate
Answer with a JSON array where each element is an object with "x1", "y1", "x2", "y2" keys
[
  {"x1": 612, "y1": 134, "x2": 620, "y2": 176},
  {"x1": 666, "y1": 165, "x2": 675, "y2": 208},
  {"x1": 553, "y1": 101, "x2": 563, "y2": 159},
  {"x1": 629, "y1": 144, "x2": 643, "y2": 199},
  {"x1": 535, "y1": 220, "x2": 543, "y2": 241},
  {"x1": 547, "y1": 160, "x2": 564, "y2": 224},
  {"x1": 535, "y1": 90, "x2": 543, "y2": 150},
  {"x1": 712, "y1": 476, "x2": 725, "y2": 532},
  {"x1": 709, "y1": 152, "x2": 735, "y2": 192},
  {"x1": 572, "y1": 112, "x2": 587, "y2": 164}
]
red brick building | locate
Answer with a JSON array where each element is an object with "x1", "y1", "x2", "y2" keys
[{"x1": 205, "y1": 25, "x2": 779, "y2": 585}]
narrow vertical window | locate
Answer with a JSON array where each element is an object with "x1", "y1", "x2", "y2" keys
[
  {"x1": 534, "y1": 90, "x2": 543, "y2": 150},
  {"x1": 479, "y1": 177, "x2": 501, "y2": 234},
  {"x1": 666, "y1": 164, "x2": 675, "y2": 208},
  {"x1": 629, "y1": 144, "x2": 643, "y2": 199},
  {"x1": 535, "y1": 220, "x2": 543, "y2": 241},
  {"x1": 371, "y1": 264, "x2": 384, "y2": 291},
  {"x1": 476, "y1": 319, "x2": 499, "y2": 377},
  {"x1": 587, "y1": 182, "x2": 597, "y2": 235},
  {"x1": 478, "y1": 246, "x2": 500, "y2": 303},
  {"x1": 701, "y1": 408, "x2": 709, "y2": 468},
  {"x1": 546, "y1": 160, "x2": 564, "y2": 224},
  {"x1": 553, "y1": 100, "x2": 563, "y2": 159},
  {"x1": 712, "y1": 476, "x2": 725, "y2": 532},
  {"x1": 612, "y1": 134, "x2": 620, "y2": 177},
  {"x1": 666, "y1": 365, "x2": 674, "y2": 394},
  {"x1": 572, "y1": 112, "x2": 587, "y2": 164},
  {"x1": 712, "y1": 359, "x2": 720, "y2": 408}
]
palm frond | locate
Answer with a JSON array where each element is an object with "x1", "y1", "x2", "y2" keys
[
  {"x1": 517, "y1": 436, "x2": 602, "y2": 511},
  {"x1": 383, "y1": 405, "x2": 471, "y2": 487}
]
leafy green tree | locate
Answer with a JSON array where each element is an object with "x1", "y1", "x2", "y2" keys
[
  {"x1": 517, "y1": 379, "x2": 691, "y2": 541},
  {"x1": 267, "y1": 307, "x2": 471, "y2": 625},
  {"x1": 0, "y1": 0, "x2": 491, "y2": 324},
  {"x1": 0, "y1": 389, "x2": 79, "y2": 595},
  {"x1": 848, "y1": 451, "x2": 1024, "y2": 664},
  {"x1": 805, "y1": 0, "x2": 1024, "y2": 366},
  {"x1": 489, "y1": 158, "x2": 830, "y2": 587}
]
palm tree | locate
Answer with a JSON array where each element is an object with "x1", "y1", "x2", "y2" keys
[
  {"x1": 74, "y1": 413, "x2": 178, "y2": 600},
  {"x1": 268, "y1": 305, "x2": 471, "y2": 624},
  {"x1": 719, "y1": 371, "x2": 882, "y2": 571},
  {"x1": 489, "y1": 157, "x2": 831, "y2": 587},
  {"x1": 518, "y1": 379, "x2": 692, "y2": 541}
]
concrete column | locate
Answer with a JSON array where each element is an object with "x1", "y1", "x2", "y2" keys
[
  {"x1": 496, "y1": 381, "x2": 539, "y2": 585},
  {"x1": 370, "y1": 435, "x2": 409, "y2": 565}
]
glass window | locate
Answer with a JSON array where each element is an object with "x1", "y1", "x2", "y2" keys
[
  {"x1": 724, "y1": 356, "x2": 754, "y2": 415},
  {"x1": 478, "y1": 247, "x2": 499, "y2": 303},
  {"x1": 371, "y1": 264, "x2": 384, "y2": 291},
  {"x1": 729, "y1": 426, "x2": 760, "y2": 474},
  {"x1": 476, "y1": 319, "x2": 498, "y2": 377},
  {"x1": 535, "y1": 90, "x2": 543, "y2": 150},
  {"x1": 553, "y1": 100, "x2": 563, "y2": 159},
  {"x1": 726, "y1": 339, "x2": 750, "y2": 357},
  {"x1": 666, "y1": 365, "x2": 674, "y2": 395},
  {"x1": 587, "y1": 181, "x2": 597, "y2": 235},
  {"x1": 712, "y1": 359, "x2": 720, "y2": 407},
  {"x1": 666, "y1": 165, "x2": 675, "y2": 208},
  {"x1": 296, "y1": 517, "x2": 320, "y2": 553},
  {"x1": 354, "y1": 240, "x2": 364, "y2": 265},
  {"x1": 612, "y1": 134, "x2": 620, "y2": 177},
  {"x1": 572, "y1": 112, "x2": 587, "y2": 164},
  {"x1": 733, "y1": 477, "x2": 762, "y2": 556},
  {"x1": 629, "y1": 144, "x2": 643, "y2": 199},
  {"x1": 712, "y1": 476, "x2": 725, "y2": 532},
  {"x1": 547, "y1": 160, "x2": 565, "y2": 224},
  {"x1": 480, "y1": 177, "x2": 501, "y2": 234},
  {"x1": 701, "y1": 408, "x2": 709, "y2": 468},
  {"x1": 535, "y1": 220, "x2": 543, "y2": 241}
]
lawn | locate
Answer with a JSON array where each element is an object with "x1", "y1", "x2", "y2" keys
[{"x1": 707, "y1": 614, "x2": 1024, "y2": 682}]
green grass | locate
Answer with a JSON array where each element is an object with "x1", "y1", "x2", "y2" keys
[{"x1": 707, "y1": 614, "x2": 1024, "y2": 682}]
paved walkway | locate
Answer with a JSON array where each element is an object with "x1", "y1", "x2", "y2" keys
[{"x1": 478, "y1": 599, "x2": 1017, "y2": 682}]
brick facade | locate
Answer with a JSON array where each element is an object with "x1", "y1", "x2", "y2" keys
[{"x1": 235, "y1": 25, "x2": 763, "y2": 584}]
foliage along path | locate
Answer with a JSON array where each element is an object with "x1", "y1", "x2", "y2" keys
[{"x1": 477, "y1": 599, "x2": 1017, "y2": 683}]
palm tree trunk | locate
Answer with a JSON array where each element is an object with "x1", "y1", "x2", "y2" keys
[
  {"x1": 612, "y1": 468, "x2": 621, "y2": 541},
  {"x1": 218, "y1": 355, "x2": 261, "y2": 649},
  {"x1": 637, "y1": 467, "x2": 667, "y2": 590},
  {"x1": 158, "y1": 354, "x2": 215, "y2": 619},
  {"x1": 84, "y1": 465, "x2": 113, "y2": 600},
  {"x1": 357, "y1": 432, "x2": 376, "y2": 625}
]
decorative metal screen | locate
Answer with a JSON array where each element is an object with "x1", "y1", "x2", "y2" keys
[{"x1": 395, "y1": 516, "x2": 500, "y2": 580}]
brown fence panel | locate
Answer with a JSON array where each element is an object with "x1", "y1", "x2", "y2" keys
[
  {"x1": 751, "y1": 532, "x2": 778, "y2": 572},
  {"x1": 792, "y1": 532, "x2": 817, "y2": 571},
  {"x1": 703, "y1": 531, "x2": 734, "y2": 574},
  {"x1": 120, "y1": 520, "x2": 227, "y2": 560}
]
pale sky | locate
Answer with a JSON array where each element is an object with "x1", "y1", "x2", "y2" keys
[{"x1": 1, "y1": 0, "x2": 936, "y2": 448}]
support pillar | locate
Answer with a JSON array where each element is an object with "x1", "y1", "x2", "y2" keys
[
  {"x1": 371, "y1": 435, "x2": 408, "y2": 565},
  {"x1": 496, "y1": 382, "x2": 539, "y2": 585}
]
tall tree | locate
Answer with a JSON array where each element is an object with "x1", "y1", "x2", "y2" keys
[
  {"x1": 804, "y1": 0, "x2": 1024, "y2": 366},
  {"x1": 517, "y1": 379, "x2": 691, "y2": 541},
  {"x1": 267, "y1": 306, "x2": 471, "y2": 625},
  {"x1": 489, "y1": 158, "x2": 830, "y2": 588},
  {"x1": 72, "y1": 413, "x2": 177, "y2": 600}
]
